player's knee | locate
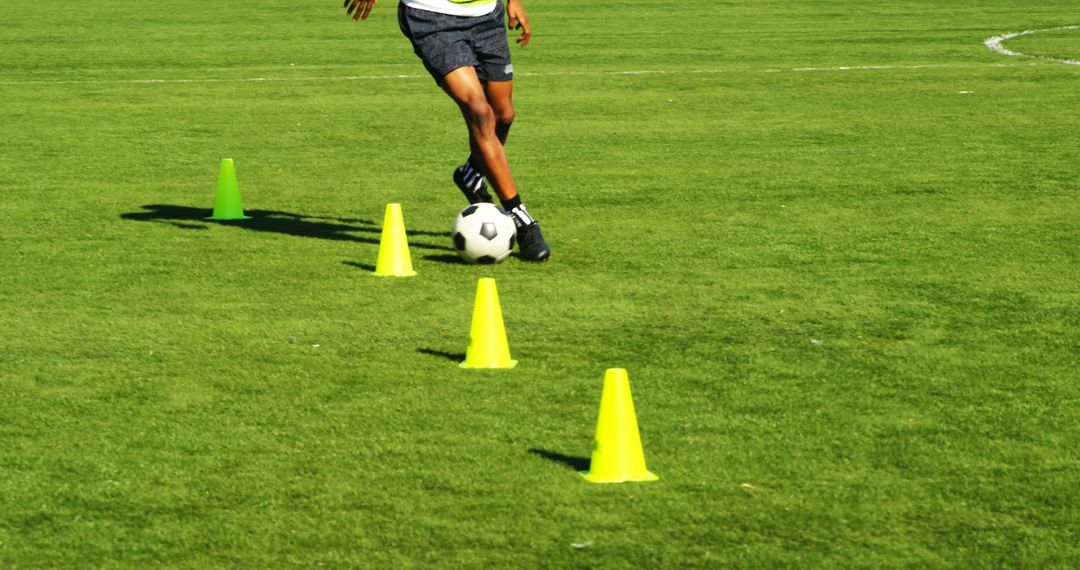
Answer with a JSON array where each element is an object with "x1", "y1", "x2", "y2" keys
[
  {"x1": 464, "y1": 99, "x2": 497, "y2": 130},
  {"x1": 495, "y1": 106, "x2": 515, "y2": 128}
]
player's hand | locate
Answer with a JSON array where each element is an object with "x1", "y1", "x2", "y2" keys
[
  {"x1": 506, "y1": 0, "x2": 531, "y2": 47},
  {"x1": 344, "y1": 0, "x2": 377, "y2": 22}
]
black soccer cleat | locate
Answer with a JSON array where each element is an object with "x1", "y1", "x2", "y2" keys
[
  {"x1": 453, "y1": 162, "x2": 494, "y2": 204},
  {"x1": 517, "y1": 222, "x2": 551, "y2": 262}
]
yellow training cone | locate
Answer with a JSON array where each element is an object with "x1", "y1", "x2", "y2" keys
[
  {"x1": 580, "y1": 368, "x2": 659, "y2": 483},
  {"x1": 374, "y1": 203, "x2": 417, "y2": 277},
  {"x1": 460, "y1": 278, "x2": 517, "y2": 369},
  {"x1": 206, "y1": 158, "x2": 251, "y2": 220}
]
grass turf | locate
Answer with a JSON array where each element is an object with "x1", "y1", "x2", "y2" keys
[{"x1": 1, "y1": 0, "x2": 1078, "y2": 566}]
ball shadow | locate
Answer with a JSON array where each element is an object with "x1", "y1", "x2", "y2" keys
[{"x1": 424, "y1": 253, "x2": 470, "y2": 265}]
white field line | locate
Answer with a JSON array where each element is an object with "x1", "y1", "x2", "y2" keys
[
  {"x1": 0, "y1": 73, "x2": 428, "y2": 86},
  {"x1": 985, "y1": 25, "x2": 1080, "y2": 65},
  {"x1": 1, "y1": 27, "x2": 1075, "y2": 86},
  {"x1": 0, "y1": 61, "x2": 1049, "y2": 87}
]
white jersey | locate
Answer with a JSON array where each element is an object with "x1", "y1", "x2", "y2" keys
[{"x1": 401, "y1": 0, "x2": 498, "y2": 17}]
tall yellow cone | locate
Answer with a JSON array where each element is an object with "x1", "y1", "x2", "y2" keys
[
  {"x1": 580, "y1": 368, "x2": 659, "y2": 483},
  {"x1": 374, "y1": 203, "x2": 417, "y2": 277},
  {"x1": 206, "y1": 158, "x2": 252, "y2": 220},
  {"x1": 460, "y1": 278, "x2": 517, "y2": 369}
]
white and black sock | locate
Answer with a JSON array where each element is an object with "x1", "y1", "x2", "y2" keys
[
  {"x1": 500, "y1": 196, "x2": 535, "y2": 230},
  {"x1": 460, "y1": 159, "x2": 485, "y2": 192}
]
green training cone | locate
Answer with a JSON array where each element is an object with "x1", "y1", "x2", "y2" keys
[{"x1": 206, "y1": 158, "x2": 251, "y2": 220}]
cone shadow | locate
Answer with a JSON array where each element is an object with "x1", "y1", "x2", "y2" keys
[
  {"x1": 418, "y1": 348, "x2": 467, "y2": 362},
  {"x1": 528, "y1": 448, "x2": 591, "y2": 472},
  {"x1": 121, "y1": 204, "x2": 454, "y2": 251},
  {"x1": 342, "y1": 261, "x2": 376, "y2": 272}
]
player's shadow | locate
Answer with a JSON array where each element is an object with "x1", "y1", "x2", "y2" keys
[
  {"x1": 120, "y1": 204, "x2": 453, "y2": 250},
  {"x1": 528, "y1": 448, "x2": 590, "y2": 472}
]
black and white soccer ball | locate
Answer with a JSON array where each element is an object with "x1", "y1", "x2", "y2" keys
[{"x1": 452, "y1": 203, "x2": 517, "y2": 264}]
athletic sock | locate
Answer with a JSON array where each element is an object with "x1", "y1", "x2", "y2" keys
[
  {"x1": 459, "y1": 159, "x2": 485, "y2": 192},
  {"x1": 500, "y1": 195, "x2": 535, "y2": 230}
]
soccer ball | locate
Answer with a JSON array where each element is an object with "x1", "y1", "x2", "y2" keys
[{"x1": 452, "y1": 203, "x2": 517, "y2": 264}]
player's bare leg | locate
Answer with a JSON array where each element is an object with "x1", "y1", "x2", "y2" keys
[
  {"x1": 483, "y1": 80, "x2": 516, "y2": 145},
  {"x1": 453, "y1": 79, "x2": 516, "y2": 204},
  {"x1": 442, "y1": 67, "x2": 549, "y2": 261},
  {"x1": 442, "y1": 66, "x2": 517, "y2": 202}
]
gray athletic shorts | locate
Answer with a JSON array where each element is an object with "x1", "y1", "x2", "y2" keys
[{"x1": 398, "y1": 1, "x2": 513, "y2": 85}]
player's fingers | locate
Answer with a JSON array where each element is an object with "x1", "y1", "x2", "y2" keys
[
  {"x1": 517, "y1": 19, "x2": 531, "y2": 47},
  {"x1": 362, "y1": 0, "x2": 376, "y2": 20}
]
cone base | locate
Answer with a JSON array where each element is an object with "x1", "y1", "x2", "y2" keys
[
  {"x1": 206, "y1": 215, "x2": 252, "y2": 221},
  {"x1": 459, "y1": 359, "x2": 518, "y2": 369},
  {"x1": 373, "y1": 270, "x2": 418, "y2": 277},
  {"x1": 578, "y1": 470, "x2": 659, "y2": 484}
]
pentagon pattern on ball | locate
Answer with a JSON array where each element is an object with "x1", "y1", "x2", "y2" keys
[{"x1": 451, "y1": 203, "x2": 517, "y2": 264}]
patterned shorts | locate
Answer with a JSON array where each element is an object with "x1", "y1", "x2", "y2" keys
[{"x1": 398, "y1": 1, "x2": 513, "y2": 85}]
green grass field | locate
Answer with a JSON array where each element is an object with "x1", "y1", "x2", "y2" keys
[{"x1": 2, "y1": 0, "x2": 1078, "y2": 566}]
